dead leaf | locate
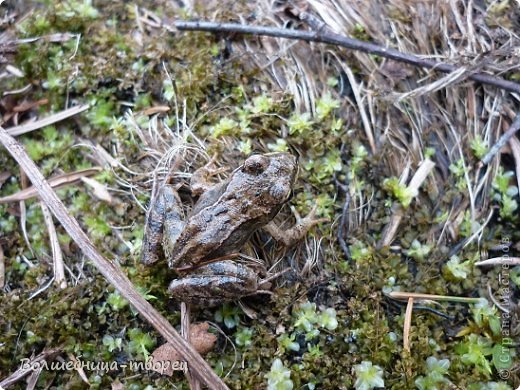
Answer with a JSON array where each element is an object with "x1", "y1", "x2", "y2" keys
[
  {"x1": 81, "y1": 176, "x2": 113, "y2": 203},
  {"x1": 141, "y1": 106, "x2": 170, "y2": 116},
  {"x1": 150, "y1": 322, "x2": 217, "y2": 376}
]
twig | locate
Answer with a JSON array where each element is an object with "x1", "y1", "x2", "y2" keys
[
  {"x1": 481, "y1": 114, "x2": 520, "y2": 165},
  {"x1": 172, "y1": 20, "x2": 520, "y2": 95},
  {"x1": 4, "y1": 104, "x2": 90, "y2": 137},
  {"x1": 0, "y1": 126, "x2": 228, "y2": 390},
  {"x1": 475, "y1": 257, "x2": 520, "y2": 266},
  {"x1": 0, "y1": 346, "x2": 63, "y2": 388}
]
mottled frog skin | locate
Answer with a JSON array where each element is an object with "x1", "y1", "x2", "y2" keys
[{"x1": 141, "y1": 153, "x2": 323, "y2": 306}]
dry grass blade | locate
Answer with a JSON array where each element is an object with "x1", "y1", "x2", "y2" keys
[
  {"x1": 182, "y1": 303, "x2": 201, "y2": 390},
  {"x1": 40, "y1": 201, "x2": 67, "y2": 289},
  {"x1": 475, "y1": 257, "x2": 520, "y2": 266},
  {"x1": 403, "y1": 297, "x2": 414, "y2": 352},
  {"x1": 0, "y1": 167, "x2": 102, "y2": 204},
  {"x1": 5, "y1": 104, "x2": 90, "y2": 137},
  {"x1": 378, "y1": 159, "x2": 435, "y2": 247},
  {"x1": 0, "y1": 126, "x2": 228, "y2": 390},
  {"x1": 389, "y1": 291, "x2": 482, "y2": 303}
]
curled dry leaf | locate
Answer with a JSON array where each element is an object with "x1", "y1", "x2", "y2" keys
[{"x1": 150, "y1": 322, "x2": 217, "y2": 376}]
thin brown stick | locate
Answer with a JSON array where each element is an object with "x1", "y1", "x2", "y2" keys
[
  {"x1": 0, "y1": 126, "x2": 227, "y2": 390},
  {"x1": 481, "y1": 114, "x2": 520, "y2": 165},
  {"x1": 172, "y1": 20, "x2": 520, "y2": 95}
]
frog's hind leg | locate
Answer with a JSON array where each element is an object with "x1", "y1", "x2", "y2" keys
[
  {"x1": 168, "y1": 260, "x2": 258, "y2": 307},
  {"x1": 141, "y1": 185, "x2": 184, "y2": 265}
]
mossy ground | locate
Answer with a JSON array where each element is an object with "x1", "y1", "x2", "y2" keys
[{"x1": 0, "y1": 1, "x2": 518, "y2": 389}]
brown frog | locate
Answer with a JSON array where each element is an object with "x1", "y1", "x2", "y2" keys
[{"x1": 141, "y1": 152, "x2": 324, "y2": 306}]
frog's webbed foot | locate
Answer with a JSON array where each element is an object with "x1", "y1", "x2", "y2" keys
[
  {"x1": 190, "y1": 155, "x2": 228, "y2": 196},
  {"x1": 264, "y1": 204, "x2": 328, "y2": 247},
  {"x1": 141, "y1": 185, "x2": 184, "y2": 265}
]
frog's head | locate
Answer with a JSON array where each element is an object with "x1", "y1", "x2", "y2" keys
[{"x1": 239, "y1": 152, "x2": 297, "y2": 205}]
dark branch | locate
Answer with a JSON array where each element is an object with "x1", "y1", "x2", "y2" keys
[
  {"x1": 173, "y1": 20, "x2": 520, "y2": 95},
  {"x1": 481, "y1": 113, "x2": 520, "y2": 165}
]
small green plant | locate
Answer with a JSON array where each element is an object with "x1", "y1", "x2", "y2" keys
[
  {"x1": 443, "y1": 255, "x2": 471, "y2": 280},
  {"x1": 238, "y1": 139, "x2": 253, "y2": 155},
  {"x1": 414, "y1": 356, "x2": 451, "y2": 389},
  {"x1": 315, "y1": 92, "x2": 340, "y2": 120},
  {"x1": 349, "y1": 240, "x2": 373, "y2": 263},
  {"x1": 383, "y1": 177, "x2": 417, "y2": 208},
  {"x1": 267, "y1": 138, "x2": 289, "y2": 152},
  {"x1": 214, "y1": 303, "x2": 241, "y2": 329},
  {"x1": 211, "y1": 117, "x2": 239, "y2": 138},
  {"x1": 102, "y1": 335, "x2": 123, "y2": 352},
  {"x1": 405, "y1": 239, "x2": 431, "y2": 262},
  {"x1": 306, "y1": 343, "x2": 323, "y2": 357},
  {"x1": 318, "y1": 308, "x2": 338, "y2": 330},
  {"x1": 448, "y1": 158, "x2": 467, "y2": 190},
  {"x1": 294, "y1": 301, "x2": 320, "y2": 333},
  {"x1": 287, "y1": 112, "x2": 313, "y2": 135},
  {"x1": 106, "y1": 291, "x2": 129, "y2": 311},
  {"x1": 277, "y1": 334, "x2": 300, "y2": 353},
  {"x1": 491, "y1": 168, "x2": 518, "y2": 219},
  {"x1": 127, "y1": 328, "x2": 155, "y2": 360},
  {"x1": 456, "y1": 334, "x2": 493, "y2": 376},
  {"x1": 292, "y1": 301, "x2": 339, "y2": 342},
  {"x1": 471, "y1": 299, "x2": 501, "y2": 336},
  {"x1": 162, "y1": 79, "x2": 175, "y2": 101},
  {"x1": 348, "y1": 143, "x2": 368, "y2": 180},
  {"x1": 235, "y1": 327, "x2": 254, "y2": 347},
  {"x1": 470, "y1": 136, "x2": 488, "y2": 159},
  {"x1": 353, "y1": 361, "x2": 385, "y2": 390},
  {"x1": 251, "y1": 95, "x2": 273, "y2": 114},
  {"x1": 265, "y1": 358, "x2": 293, "y2": 390}
]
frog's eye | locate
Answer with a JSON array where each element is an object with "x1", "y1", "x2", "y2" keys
[{"x1": 243, "y1": 154, "x2": 269, "y2": 175}]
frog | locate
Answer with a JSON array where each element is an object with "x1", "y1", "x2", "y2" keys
[{"x1": 141, "y1": 152, "x2": 324, "y2": 306}]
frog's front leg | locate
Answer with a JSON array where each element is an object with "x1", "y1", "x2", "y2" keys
[
  {"x1": 141, "y1": 185, "x2": 184, "y2": 265},
  {"x1": 264, "y1": 205, "x2": 328, "y2": 247},
  {"x1": 168, "y1": 260, "x2": 259, "y2": 307}
]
